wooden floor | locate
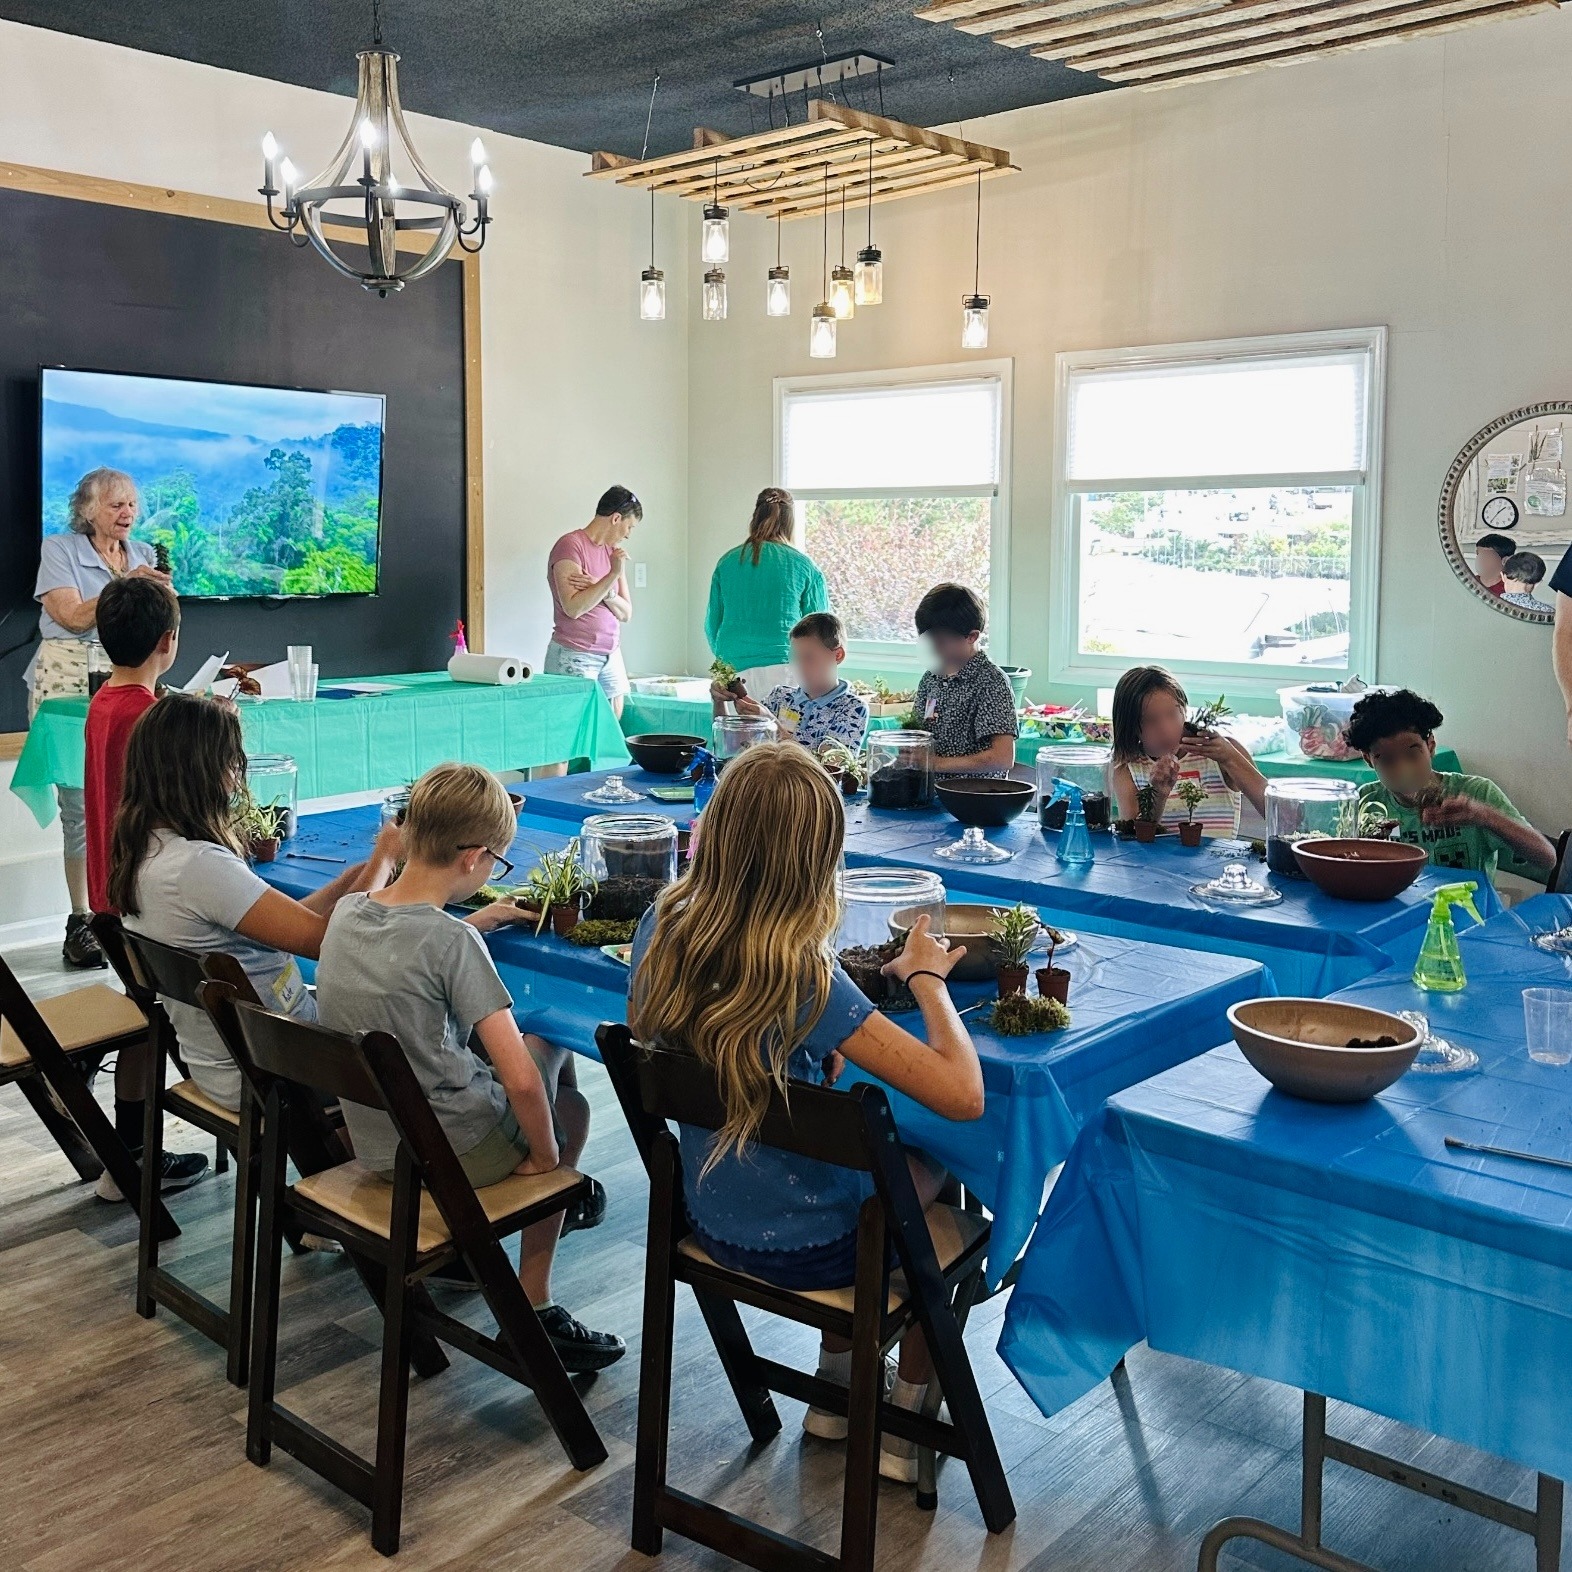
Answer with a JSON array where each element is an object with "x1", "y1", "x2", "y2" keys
[{"x1": 1, "y1": 937, "x2": 1561, "y2": 1572}]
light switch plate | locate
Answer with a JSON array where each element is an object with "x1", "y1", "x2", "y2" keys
[{"x1": 634, "y1": 562, "x2": 648, "y2": 588}]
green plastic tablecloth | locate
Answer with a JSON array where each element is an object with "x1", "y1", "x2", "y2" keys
[
  {"x1": 620, "y1": 694, "x2": 1461, "y2": 781},
  {"x1": 9, "y1": 670, "x2": 630, "y2": 827}
]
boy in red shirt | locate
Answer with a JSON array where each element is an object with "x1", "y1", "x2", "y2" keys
[{"x1": 85, "y1": 576, "x2": 208, "y2": 1199}]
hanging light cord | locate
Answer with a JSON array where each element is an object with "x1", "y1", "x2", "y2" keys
[
  {"x1": 973, "y1": 170, "x2": 982, "y2": 296},
  {"x1": 371, "y1": 0, "x2": 382, "y2": 47},
  {"x1": 839, "y1": 181, "x2": 847, "y2": 265},
  {"x1": 641, "y1": 73, "x2": 660, "y2": 267},
  {"x1": 776, "y1": 209, "x2": 782, "y2": 268},
  {"x1": 865, "y1": 136, "x2": 874, "y2": 246},
  {"x1": 821, "y1": 164, "x2": 829, "y2": 297}
]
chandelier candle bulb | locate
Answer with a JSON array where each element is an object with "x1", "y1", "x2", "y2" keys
[{"x1": 470, "y1": 137, "x2": 486, "y2": 167}]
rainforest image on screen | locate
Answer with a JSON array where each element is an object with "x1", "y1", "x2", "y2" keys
[{"x1": 40, "y1": 369, "x2": 386, "y2": 598}]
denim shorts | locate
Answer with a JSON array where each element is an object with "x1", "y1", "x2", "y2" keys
[
  {"x1": 544, "y1": 640, "x2": 629, "y2": 702},
  {"x1": 695, "y1": 1227, "x2": 872, "y2": 1292}
]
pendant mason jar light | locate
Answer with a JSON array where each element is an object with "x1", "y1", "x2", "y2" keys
[
  {"x1": 809, "y1": 165, "x2": 836, "y2": 358},
  {"x1": 766, "y1": 211, "x2": 790, "y2": 316},
  {"x1": 829, "y1": 184, "x2": 855, "y2": 319},
  {"x1": 703, "y1": 266, "x2": 727, "y2": 321},
  {"x1": 961, "y1": 170, "x2": 990, "y2": 350},
  {"x1": 854, "y1": 139, "x2": 883, "y2": 305},
  {"x1": 701, "y1": 160, "x2": 730, "y2": 264},
  {"x1": 636, "y1": 75, "x2": 664, "y2": 319}
]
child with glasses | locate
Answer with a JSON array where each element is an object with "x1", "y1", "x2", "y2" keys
[{"x1": 315, "y1": 761, "x2": 625, "y2": 1372}]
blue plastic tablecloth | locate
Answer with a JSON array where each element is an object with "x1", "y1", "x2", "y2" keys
[
  {"x1": 1000, "y1": 892, "x2": 1572, "y2": 1482},
  {"x1": 516, "y1": 767, "x2": 1501, "y2": 995},
  {"x1": 263, "y1": 804, "x2": 1270, "y2": 1281}
]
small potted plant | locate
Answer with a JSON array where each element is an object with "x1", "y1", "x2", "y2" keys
[
  {"x1": 709, "y1": 658, "x2": 747, "y2": 702},
  {"x1": 1133, "y1": 783, "x2": 1160, "y2": 843},
  {"x1": 868, "y1": 677, "x2": 917, "y2": 720},
  {"x1": 233, "y1": 788, "x2": 288, "y2": 863},
  {"x1": 1176, "y1": 779, "x2": 1207, "y2": 847},
  {"x1": 521, "y1": 840, "x2": 598, "y2": 937},
  {"x1": 989, "y1": 902, "x2": 1040, "y2": 997},
  {"x1": 816, "y1": 740, "x2": 867, "y2": 797},
  {"x1": 1035, "y1": 927, "x2": 1071, "y2": 1004},
  {"x1": 1184, "y1": 694, "x2": 1232, "y2": 737}
]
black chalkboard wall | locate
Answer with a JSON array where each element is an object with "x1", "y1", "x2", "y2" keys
[{"x1": 0, "y1": 181, "x2": 467, "y2": 735}]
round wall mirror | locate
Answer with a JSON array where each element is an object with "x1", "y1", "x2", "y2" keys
[{"x1": 1438, "y1": 403, "x2": 1572, "y2": 625}]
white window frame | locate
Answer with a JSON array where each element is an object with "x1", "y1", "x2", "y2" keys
[
  {"x1": 1049, "y1": 327, "x2": 1386, "y2": 700},
  {"x1": 774, "y1": 359, "x2": 1013, "y2": 674}
]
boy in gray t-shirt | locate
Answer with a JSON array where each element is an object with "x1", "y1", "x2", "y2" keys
[{"x1": 315, "y1": 761, "x2": 624, "y2": 1374}]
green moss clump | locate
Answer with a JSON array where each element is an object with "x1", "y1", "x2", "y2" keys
[
  {"x1": 565, "y1": 918, "x2": 639, "y2": 947},
  {"x1": 986, "y1": 994, "x2": 1071, "y2": 1036}
]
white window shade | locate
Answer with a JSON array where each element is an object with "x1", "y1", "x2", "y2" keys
[
  {"x1": 1066, "y1": 352, "x2": 1369, "y2": 482},
  {"x1": 782, "y1": 379, "x2": 1001, "y2": 491}
]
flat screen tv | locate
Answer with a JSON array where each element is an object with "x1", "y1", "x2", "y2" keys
[{"x1": 39, "y1": 367, "x2": 386, "y2": 599}]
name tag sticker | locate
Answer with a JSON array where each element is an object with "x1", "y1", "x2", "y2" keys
[
  {"x1": 779, "y1": 707, "x2": 802, "y2": 732},
  {"x1": 272, "y1": 958, "x2": 308, "y2": 1015},
  {"x1": 924, "y1": 696, "x2": 938, "y2": 720}
]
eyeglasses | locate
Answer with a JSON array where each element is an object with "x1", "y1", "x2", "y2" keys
[{"x1": 459, "y1": 846, "x2": 514, "y2": 882}]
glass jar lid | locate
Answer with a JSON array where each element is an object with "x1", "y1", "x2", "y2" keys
[
  {"x1": 246, "y1": 753, "x2": 297, "y2": 773},
  {"x1": 1034, "y1": 744, "x2": 1110, "y2": 764},
  {"x1": 1264, "y1": 776, "x2": 1358, "y2": 803}
]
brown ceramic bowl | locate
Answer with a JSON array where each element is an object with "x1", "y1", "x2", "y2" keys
[
  {"x1": 935, "y1": 777, "x2": 1034, "y2": 828},
  {"x1": 1292, "y1": 838, "x2": 1426, "y2": 901},
  {"x1": 888, "y1": 903, "x2": 1073, "y2": 982},
  {"x1": 625, "y1": 733, "x2": 705, "y2": 775},
  {"x1": 1227, "y1": 997, "x2": 1421, "y2": 1103}
]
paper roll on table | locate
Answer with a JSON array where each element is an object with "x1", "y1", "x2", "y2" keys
[{"x1": 447, "y1": 652, "x2": 531, "y2": 685}]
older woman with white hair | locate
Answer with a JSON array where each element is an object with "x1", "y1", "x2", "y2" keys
[{"x1": 30, "y1": 466, "x2": 170, "y2": 967}]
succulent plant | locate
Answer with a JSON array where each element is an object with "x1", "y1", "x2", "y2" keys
[{"x1": 988, "y1": 902, "x2": 1042, "y2": 969}]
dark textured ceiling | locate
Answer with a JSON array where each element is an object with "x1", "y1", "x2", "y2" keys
[{"x1": 0, "y1": 2, "x2": 1110, "y2": 157}]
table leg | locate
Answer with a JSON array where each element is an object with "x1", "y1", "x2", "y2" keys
[{"x1": 1197, "y1": 1392, "x2": 1563, "y2": 1572}]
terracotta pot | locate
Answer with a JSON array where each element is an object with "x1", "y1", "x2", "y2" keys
[
  {"x1": 1179, "y1": 821, "x2": 1204, "y2": 848},
  {"x1": 550, "y1": 902, "x2": 581, "y2": 938},
  {"x1": 248, "y1": 837, "x2": 280, "y2": 864},
  {"x1": 1036, "y1": 966, "x2": 1071, "y2": 1004},
  {"x1": 997, "y1": 964, "x2": 1029, "y2": 998},
  {"x1": 1133, "y1": 819, "x2": 1159, "y2": 844},
  {"x1": 842, "y1": 773, "x2": 861, "y2": 798}
]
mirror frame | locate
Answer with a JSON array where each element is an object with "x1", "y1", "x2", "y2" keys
[{"x1": 1437, "y1": 401, "x2": 1571, "y2": 625}]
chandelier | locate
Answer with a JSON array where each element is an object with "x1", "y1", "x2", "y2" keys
[{"x1": 259, "y1": 3, "x2": 491, "y2": 295}]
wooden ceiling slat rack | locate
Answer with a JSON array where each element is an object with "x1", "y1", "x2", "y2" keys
[
  {"x1": 915, "y1": 0, "x2": 1555, "y2": 87},
  {"x1": 588, "y1": 99, "x2": 1016, "y2": 220}
]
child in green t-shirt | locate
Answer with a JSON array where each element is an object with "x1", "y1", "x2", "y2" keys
[{"x1": 1346, "y1": 688, "x2": 1553, "y2": 878}]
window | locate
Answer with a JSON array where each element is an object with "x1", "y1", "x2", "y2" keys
[
  {"x1": 1051, "y1": 329, "x2": 1385, "y2": 691},
  {"x1": 777, "y1": 364, "x2": 1010, "y2": 658}
]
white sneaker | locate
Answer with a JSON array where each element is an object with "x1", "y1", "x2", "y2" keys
[
  {"x1": 804, "y1": 1358, "x2": 894, "y2": 1442},
  {"x1": 94, "y1": 1169, "x2": 122, "y2": 1203},
  {"x1": 878, "y1": 1382, "x2": 937, "y2": 1485}
]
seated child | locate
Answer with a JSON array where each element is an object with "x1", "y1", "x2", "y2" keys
[
  {"x1": 1474, "y1": 532, "x2": 1516, "y2": 596},
  {"x1": 629, "y1": 743, "x2": 983, "y2": 1484},
  {"x1": 316, "y1": 762, "x2": 624, "y2": 1372},
  {"x1": 1110, "y1": 665, "x2": 1266, "y2": 836},
  {"x1": 114, "y1": 693, "x2": 402, "y2": 1117},
  {"x1": 1347, "y1": 689, "x2": 1552, "y2": 877},
  {"x1": 733, "y1": 612, "x2": 868, "y2": 754},
  {"x1": 911, "y1": 582, "x2": 1018, "y2": 777},
  {"x1": 1501, "y1": 551, "x2": 1547, "y2": 611}
]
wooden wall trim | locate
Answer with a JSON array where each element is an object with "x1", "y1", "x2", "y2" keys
[{"x1": 0, "y1": 159, "x2": 484, "y2": 753}]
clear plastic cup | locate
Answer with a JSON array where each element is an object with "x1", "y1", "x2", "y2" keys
[
  {"x1": 291, "y1": 662, "x2": 319, "y2": 702},
  {"x1": 1523, "y1": 987, "x2": 1572, "y2": 1065}
]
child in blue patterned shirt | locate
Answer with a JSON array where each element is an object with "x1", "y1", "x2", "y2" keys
[{"x1": 736, "y1": 612, "x2": 869, "y2": 753}]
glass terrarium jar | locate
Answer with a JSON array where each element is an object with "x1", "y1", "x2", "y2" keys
[
  {"x1": 1265, "y1": 777, "x2": 1358, "y2": 878},
  {"x1": 580, "y1": 813, "x2": 678, "y2": 884},
  {"x1": 837, "y1": 868, "x2": 946, "y2": 1012},
  {"x1": 246, "y1": 753, "x2": 298, "y2": 840},
  {"x1": 867, "y1": 730, "x2": 935, "y2": 810},
  {"x1": 1037, "y1": 744, "x2": 1112, "y2": 832},
  {"x1": 712, "y1": 713, "x2": 777, "y2": 767}
]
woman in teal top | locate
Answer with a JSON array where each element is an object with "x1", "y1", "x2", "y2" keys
[{"x1": 705, "y1": 488, "x2": 830, "y2": 695}]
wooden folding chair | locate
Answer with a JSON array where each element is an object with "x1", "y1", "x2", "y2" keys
[
  {"x1": 203, "y1": 982, "x2": 608, "y2": 1555},
  {"x1": 93, "y1": 917, "x2": 260, "y2": 1385},
  {"x1": 0, "y1": 949, "x2": 176, "y2": 1240},
  {"x1": 598, "y1": 1022, "x2": 1015, "y2": 1572}
]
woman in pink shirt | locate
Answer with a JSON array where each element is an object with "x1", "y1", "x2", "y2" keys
[{"x1": 544, "y1": 484, "x2": 641, "y2": 718}]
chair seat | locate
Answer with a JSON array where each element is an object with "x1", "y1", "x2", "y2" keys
[
  {"x1": 165, "y1": 1078, "x2": 241, "y2": 1129},
  {"x1": 676, "y1": 1203, "x2": 990, "y2": 1314},
  {"x1": 292, "y1": 1157, "x2": 585, "y2": 1255},
  {"x1": 0, "y1": 983, "x2": 147, "y2": 1068}
]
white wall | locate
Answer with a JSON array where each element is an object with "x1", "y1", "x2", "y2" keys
[
  {"x1": 686, "y1": 13, "x2": 1572, "y2": 827},
  {"x1": 0, "y1": 17, "x2": 690, "y2": 929}
]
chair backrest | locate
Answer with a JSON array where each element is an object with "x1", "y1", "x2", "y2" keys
[
  {"x1": 97, "y1": 916, "x2": 211, "y2": 1013},
  {"x1": 1550, "y1": 829, "x2": 1572, "y2": 894},
  {"x1": 598, "y1": 1022, "x2": 882, "y2": 1175}
]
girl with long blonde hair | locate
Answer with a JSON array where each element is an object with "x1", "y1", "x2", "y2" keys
[{"x1": 629, "y1": 742, "x2": 983, "y2": 1484}]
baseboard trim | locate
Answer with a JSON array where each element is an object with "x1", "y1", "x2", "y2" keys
[{"x1": 0, "y1": 913, "x2": 67, "y2": 949}]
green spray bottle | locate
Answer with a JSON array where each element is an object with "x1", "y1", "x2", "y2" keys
[{"x1": 1411, "y1": 881, "x2": 1483, "y2": 992}]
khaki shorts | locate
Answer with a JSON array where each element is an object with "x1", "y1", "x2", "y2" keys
[{"x1": 458, "y1": 1104, "x2": 535, "y2": 1188}]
